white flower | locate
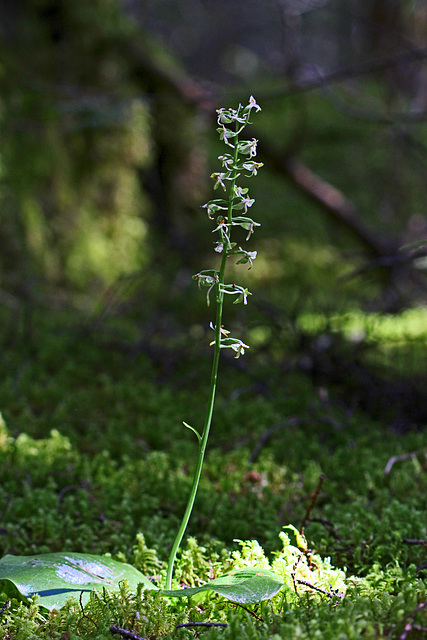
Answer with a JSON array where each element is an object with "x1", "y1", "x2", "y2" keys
[
  {"x1": 238, "y1": 138, "x2": 258, "y2": 158},
  {"x1": 217, "y1": 125, "x2": 235, "y2": 147},
  {"x1": 248, "y1": 96, "x2": 261, "y2": 112},
  {"x1": 234, "y1": 287, "x2": 251, "y2": 304},
  {"x1": 193, "y1": 271, "x2": 219, "y2": 306},
  {"x1": 211, "y1": 172, "x2": 228, "y2": 191},
  {"x1": 218, "y1": 154, "x2": 234, "y2": 171},
  {"x1": 217, "y1": 107, "x2": 246, "y2": 124},
  {"x1": 202, "y1": 202, "x2": 225, "y2": 219},
  {"x1": 231, "y1": 340, "x2": 250, "y2": 358},
  {"x1": 212, "y1": 217, "x2": 231, "y2": 246},
  {"x1": 209, "y1": 323, "x2": 230, "y2": 345},
  {"x1": 241, "y1": 194, "x2": 255, "y2": 213},
  {"x1": 242, "y1": 161, "x2": 264, "y2": 176},
  {"x1": 242, "y1": 219, "x2": 261, "y2": 240},
  {"x1": 233, "y1": 186, "x2": 254, "y2": 211},
  {"x1": 236, "y1": 249, "x2": 257, "y2": 269}
]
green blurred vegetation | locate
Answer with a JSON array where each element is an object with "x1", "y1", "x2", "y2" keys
[{"x1": 1, "y1": 3, "x2": 427, "y2": 307}]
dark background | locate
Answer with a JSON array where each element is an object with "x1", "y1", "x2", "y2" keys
[{"x1": 1, "y1": 0, "x2": 427, "y2": 427}]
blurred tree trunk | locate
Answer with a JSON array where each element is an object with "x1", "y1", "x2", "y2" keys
[
  {"x1": 363, "y1": 0, "x2": 423, "y2": 103},
  {"x1": 0, "y1": 0, "x2": 212, "y2": 294},
  {"x1": 122, "y1": 36, "x2": 212, "y2": 267}
]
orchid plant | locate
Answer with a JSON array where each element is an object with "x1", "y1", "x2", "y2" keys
[
  {"x1": 0, "y1": 97, "x2": 287, "y2": 611},
  {"x1": 166, "y1": 96, "x2": 263, "y2": 589}
]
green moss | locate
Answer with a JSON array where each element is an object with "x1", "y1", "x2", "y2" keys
[{"x1": 0, "y1": 298, "x2": 426, "y2": 638}]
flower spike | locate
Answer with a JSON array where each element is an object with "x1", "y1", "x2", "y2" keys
[{"x1": 167, "y1": 98, "x2": 263, "y2": 590}]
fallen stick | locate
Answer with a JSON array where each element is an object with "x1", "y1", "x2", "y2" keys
[
  {"x1": 296, "y1": 579, "x2": 344, "y2": 599},
  {"x1": 110, "y1": 626, "x2": 148, "y2": 640},
  {"x1": 176, "y1": 622, "x2": 228, "y2": 628}
]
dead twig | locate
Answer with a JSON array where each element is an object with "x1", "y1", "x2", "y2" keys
[
  {"x1": 307, "y1": 518, "x2": 342, "y2": 541},
  {"x1": 291, "y1": 554, "x2": 303, "y2": 600},
  {"x1": 110, "y1": 626, "x2": 148, "y2": 640},
  {"x1": 260, "y1": 49, "x2": 427, "y2": 101},
  {"x1": 399, "y1": 599, "x2": 427, "y2": 640},
  {"x1": 258, "y1": 139, "x2": 427, "y2": 308},
  {"x1": 230, "y1": 603, "x2": 264, "y2": 622},
  {"x1": 322, "y1": 83, "x2": 427, "y2": 125},
  {"x1": 77, "y1": 592, "x2": 99, "y2": 632},
  {"x1": 176, "y1": 622, "x2": 227, "y2": 628},
  {"x1": 256, "y1": 135, "x2": 394, "y2": 260},
  {"x1": 384, "y1": 451, "x2": 420, "y2": 475},
  {"x1": 301, "y1": 474, "x2": 325, "y2": 535},
  {"x1": 403, "y1": 539, "x2": 427, "y2": 546},
  {"x1": 296, "y1": 579, "x2": 344, "y2": 600},
  {"x1": 0, "y1": 601, "x2": 10, "y2": 616},
  {"x1": 283, "y1": 159, "x2": 394, "y2": 258}
]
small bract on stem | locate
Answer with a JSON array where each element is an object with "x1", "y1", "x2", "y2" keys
[{"x1": 165, "y1": 97, "x2": 263, "y2": 590}]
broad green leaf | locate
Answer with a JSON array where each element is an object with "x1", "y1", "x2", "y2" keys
[
  {"x1": 161, "y1": 567, "x2": 283, "y2": 604},
  {"x1": 0, "y1": 552, "x2": 157, "y2": 610}
]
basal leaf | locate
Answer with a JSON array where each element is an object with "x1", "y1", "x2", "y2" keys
[
  {"x1": 0, "y1": 552, "x2": 158, "y2": 610},
  {"x1": 162, "y1": 566, "x2": 283, "y2": 604}
]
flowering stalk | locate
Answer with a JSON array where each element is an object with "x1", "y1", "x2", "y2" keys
[{"x1": 166, "y1": 97, "x2": 262, "y2": 589}]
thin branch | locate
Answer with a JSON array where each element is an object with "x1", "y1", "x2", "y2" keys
[
  {"x1": 384, "y1": 451, "x2": 420, "y2": 475},
  {"x1": 176, "y1": 622, "x2": 228, "y2": 628},
  {"x1": 256, "y1": 49, "x2": 427, "y2": 101},
  {"x1": 0, "y1": 601, "x2": 10, "y2": 616},
  {"x1": 110, "y1": 626, "x2": 148, "y2": 640},
  {"x1": 50, "y1": 38, "x2": 427, "y2": 113},
  {"x1": 123, "y1": 36, "x2": 216, "y2": 114},
  {"x1": 399, "y1": 600, "x2": 427, "y2": 640},
  {"x1": 323, "y1": 85, "x2": 427, "y2": 125},
  {"x1": 296, "y1": 579, "x2": 344, "y2": 599},
  {"x1": 291, "y1": 554, "x2": 303, "y2": 599},
  {"x1": 340, "y1": 253, "x2": 412, "y2": 281},
  {"x1": 114, "y1": 23, "x2": 427, "y2": 121},
  {"x1": 78, "y1": 592, "x2": 99, "y2": 632},
  {"x1": 230, "y1": 603, "x2": 264, "y2": 622},
  {"x1": 301, "y1": 474, "x2": 325, "y2": 535},
  {"x1": 307, "y1": 518, "x2": 342, "y2": 541},
  {"x1": 258, "y1": 135, "x2": 394, "y2": 259},
  {"x1": 285, "y1": 157, "x2": 394, "y2": 256}
]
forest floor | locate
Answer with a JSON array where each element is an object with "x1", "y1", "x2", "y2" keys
[{"x1": 0, "y1": 300, "x2": 425, "y2": 639}]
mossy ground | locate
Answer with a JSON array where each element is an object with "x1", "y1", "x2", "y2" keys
[
  {"x1": 1, "y1": 82, "x2": 427, "y2": 638},
  {"x1": 0, "y1": 302, "x2": 425, "y2": 639}
]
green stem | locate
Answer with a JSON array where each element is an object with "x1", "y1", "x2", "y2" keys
[{"x1": 165, "y1": 124, "x2": 240, "y2": 591}]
